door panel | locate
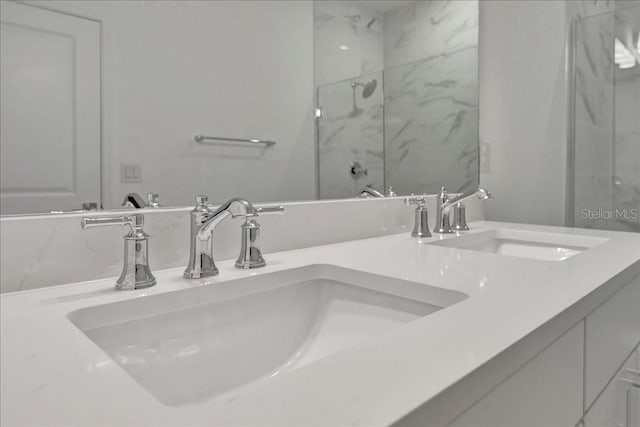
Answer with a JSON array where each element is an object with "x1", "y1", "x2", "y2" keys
[{"x1": 0, "y1": 1, "x2": 100, "y2": 214}]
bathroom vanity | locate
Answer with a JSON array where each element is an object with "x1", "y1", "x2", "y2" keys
[{"x1": 1, "y1": 207, "x2": 638, "y2": 426}]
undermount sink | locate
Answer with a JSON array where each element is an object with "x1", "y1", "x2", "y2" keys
[
  {"x1": 68, "y1": 264, "x2": 467, "y2": 406},
  {"x1": 429, "y1": 228, "x2": 607, "y2": 261}
]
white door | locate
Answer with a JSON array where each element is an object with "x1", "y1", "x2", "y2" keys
[{"x1": 0, "y1": 1, "x2": 100, "y2": 215}]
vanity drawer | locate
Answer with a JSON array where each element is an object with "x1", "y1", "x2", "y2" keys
[
  {"x1": 446, "y1": 321, "x2": 584, "y2": 427},
  {"x1": 585, "y1": 276, "x2": 640, "y2": 408},
  {"x1": 583, "y1": 347, "x2": 639, "y2": 427}
]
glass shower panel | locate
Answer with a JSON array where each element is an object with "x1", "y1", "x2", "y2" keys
[
  {"x1": 612, "y1": 7, "x2": 640, "y2": 232},
  {"x1": 317, "y1": 71, "x2": 384, "y2": 199},
  {"x1": 570, "y1": 6, "x2": 639, "y2": 232}
]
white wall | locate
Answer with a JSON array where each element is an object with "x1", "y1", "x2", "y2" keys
[
  {"x1": 24, "y1": 0, "x2": 316, "y2": 208},
  {"x1": 478, "y1": 0, "x2": 568, "y2": 226}
]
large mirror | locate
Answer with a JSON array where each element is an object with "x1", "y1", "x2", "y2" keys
[{"x1": 0, "y1": 0, "x2": 478, "y2": 215}]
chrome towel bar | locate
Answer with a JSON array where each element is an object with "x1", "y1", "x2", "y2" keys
[{"x1": 194, "y1": 134, "x2": 276, "y2": 146}]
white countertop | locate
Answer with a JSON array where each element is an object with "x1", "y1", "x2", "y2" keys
[{"x1": 2, "y1": 221, "x2": 639, "y2": 426}]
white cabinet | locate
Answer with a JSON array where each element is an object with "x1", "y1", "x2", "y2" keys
[
  {"x1": 584, "y1": 348, "x2": 639, "y2": 427},
  {"x1": 446, "y1": 321, "x2": 584, "y2": 427},
  {"x1": 585, "y1": 277, "x2": 640, "y2": 408}
]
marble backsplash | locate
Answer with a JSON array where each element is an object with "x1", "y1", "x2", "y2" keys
[{"x1": 0, "y1": 197, "x2": 486, "y2": 294}]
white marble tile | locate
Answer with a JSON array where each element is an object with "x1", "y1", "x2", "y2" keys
[
  {"x1": 314, "y1": 1, "x2": 384, "y2": 87},
  {"x1": 384, "y1": 46, "x2": 479, "y2": 195},
  {"x1": 384, "y1": 0, "x2": 478, "y2": 69},
  {"x1": 317, "y1": 71, "x2": 385, "y2": 199},
  {"x1": 315, "y1": 1, "x2": 479, "y2": 198}
]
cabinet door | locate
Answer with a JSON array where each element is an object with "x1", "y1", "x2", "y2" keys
[
  {"x1": 446, "y1": 322, "x2": 584, "y2": 427},
  {"x1": 629, "y1": 386, "x2": 639, "y2": 427},
  {"x1": 584, "y1": 349, "x2": 639, "y2": 427},
  {"x1": 585, "y1": 277, "x2": 640, "y2": 408},
  {"x1": 629, "y1": 349, "x2": 640, "y2": 427}
]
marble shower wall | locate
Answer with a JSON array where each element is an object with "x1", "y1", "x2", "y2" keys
[
  {"x1": 314, "y1": 1, "x2": 384, "y2": 88},
  {"x1": 572, "y1": 5, "x2": 639, "y2": 232},
  {"x1": 382, "y1": 0, "x2": 478, "y2": 68},
  {"x1": 315, "y1": 1, "x2": 479, "y2": 199},
  {"x1": 383, "y1": 0, "x2": 478, "y2": 195},
  {"x1": 317, "y1": 72, "x2": 384, "y2": 199}
]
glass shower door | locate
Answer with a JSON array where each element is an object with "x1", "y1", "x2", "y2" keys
[{"x1": 569, "y1": 6, "x2": 639, "y2": 232}]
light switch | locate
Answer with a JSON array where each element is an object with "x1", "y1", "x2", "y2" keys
[{"x1": 121, "y1": 163, "x2": 142, "y2": 183}]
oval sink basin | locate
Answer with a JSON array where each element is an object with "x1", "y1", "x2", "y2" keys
[
  {"x1": 429, "y1": 228, "x2": 608, "y2": 261},
  {"x1": 68, "y1": 264, "x2": 467, "y2": 406}
]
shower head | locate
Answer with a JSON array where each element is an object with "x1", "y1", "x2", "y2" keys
[
  {"x1": 351, "y1": 79, "x2": 378, "y2": 99},
  {"x1": 362, "y1": 79, "x2": 377, "y2": 98}
]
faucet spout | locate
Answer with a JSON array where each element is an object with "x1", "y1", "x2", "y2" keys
[
  {"x1": 197, "y1": 198, "x2": 257, "y2": 237},
  {"x1": 442, "y1": 187, "x2": 493, "y2": 212},
  {"x1": 184, "y1": 196, "x2": 258, "y2": 279},
  {"x1": 434, "y1": 186, "x2": 493, "y2": 234},
  {"x1": 359, "y1": 185, "x2": 385, "y2": 198}
]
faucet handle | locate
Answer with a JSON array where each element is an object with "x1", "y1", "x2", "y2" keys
[
  {"x1": 81, "y1": 214, "x2": 144, "y2": 235},
  {"x1": 235, "y1": 205, "x2": 284, "y2": 269},
  {"x1": 404, "y1": 196, "x2": 427, "y2": 206},
  {"x1": 146, "y1": 193, "x2": 161, "y2": 208},
  {"x1": 255, "y1": 205, "x2": 285, "y2": 215},
  {"x1": 81, "y1": 214, "x2": 156, "y2": 290},
  {"x1": 235, "y1": 216, "x2": 266, "y2": 269},
  {"x1": 452, "y1": 202, "x2": 469, "y2": 231},
  {"x1": 404, "y1": 197, "x2": 431, "y2": 238},
  {"x1": 438, "y1": 186, "x2": 449, "y2": 203}
]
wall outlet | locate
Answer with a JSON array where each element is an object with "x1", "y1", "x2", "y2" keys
[
  {"x1": 480, "y1": 143, "x2": 490, "y2": 173},
  {"x1": 121, "y1": 163, "x2": 142, "y2": 183}
]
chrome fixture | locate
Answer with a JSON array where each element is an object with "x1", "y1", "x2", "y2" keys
[
  {"x1": 348, "y1": 79, "x2": 377, "y2": 118},
  {"x1": 183, "y1": 196, "x2": 284, "y2": 279},
  {"x1": 81, "y1": 214, "x2": 156, "y2": 290},
  {"x1": 146, "y1": 193, "x2": 161, "y2": 208},
  {"x1": 405, "y1": 196, "x2": 431, "y2": 238},
  {"x1": 122, "y1": 192, "x2": 161, "y2": 209},
  {"x1": 122, "y1": 193, "x2": 145, "y2": 208},
  {"x1": 434, "y1": 186, "x2": 493, "y2": 234},
  {"x1": 387, "y1": 186, "x2": 397, "y2": 197},
  {"x1": 350, "y1": 161, "x2": 368, "y2": 179},
  {"x1": 359, "y1": 185, "x2": 385, "y2": 198},
  {"x1": 452, "y1": 202, "x2": 469, "y2": 231},
  {"x1": 351, "y1": 79, "x2": 377, "y2": 99},
  {"x1": 194, "y1": 134, "x2": 276, "y2": 146}
]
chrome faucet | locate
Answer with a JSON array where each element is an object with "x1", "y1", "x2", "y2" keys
[
  {"x1": 359, "y1": 185, "x2": 385, "y2": 198},
  {"x1": 405, "y1": 196, "x2": 431, "y2": 237},
  {"x1": 121, "y1": 192, "x2": 161, "y2": 208},
  {"x1": 81, "y1": 214, "x2": 156, "y2": 290},
  {"x1": 434, "y1": 186, "x2": 493, "y2": 233},
  {"x1": 122, "y1": 193, "x2": 146, "y2": 208},
  {"x1": 183, "y1": 196, "x2": 284, "y2": 279}
]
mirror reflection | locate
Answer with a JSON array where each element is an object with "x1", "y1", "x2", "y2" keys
[{"x1": 0, "y1": 0, "x2": 478, "y2": 215}]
